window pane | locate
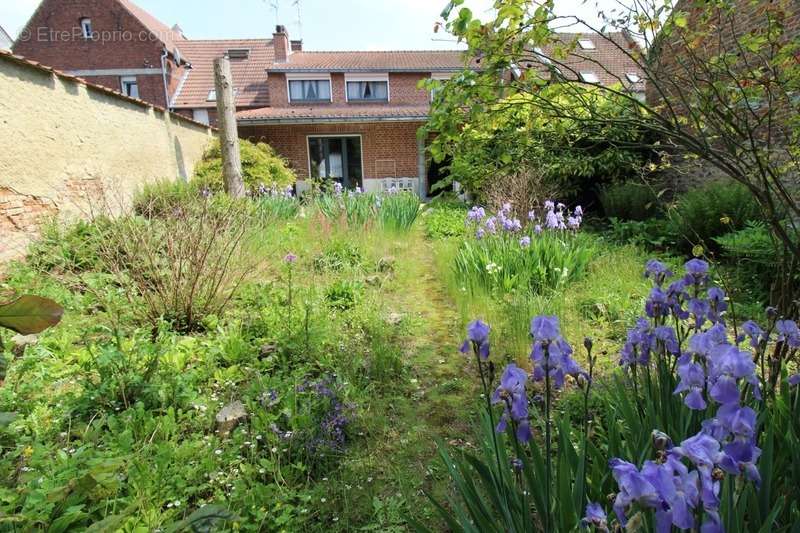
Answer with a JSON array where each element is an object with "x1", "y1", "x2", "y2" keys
[
  {"x1": 327, "y1": 139, "x2": 344, "y2": 178},
  {"x1": 346, "y1": 138, "x2": 362, "y2": 187},
  {"x1": 347, "y1": 81, "x2": 387, "y2": 100},
  {"x1": 309, "y1": 138, "x2": 326, "y2": 179},
  {"x1": 316, "y1": 80, "x2": 331, "y2": 100},
  {"x1": 289, "y1": 80, "x2": 304, "y2": 101}
]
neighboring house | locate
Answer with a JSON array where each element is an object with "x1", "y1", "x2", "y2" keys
[
  {"x1": 0, "y1": 25, "x2": 12, "y2": 50},
  {"x1": 12, "y1": 0, "x2": 645, "y2": 196}
]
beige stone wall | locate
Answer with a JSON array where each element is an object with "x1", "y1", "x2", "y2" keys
[{"x1": 0, "y1": 52, "x2": 216, "y2": 262}]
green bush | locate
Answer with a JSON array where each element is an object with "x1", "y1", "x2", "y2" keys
[
  {"x1": 26, "y1": 218, "x2": 110, "y2": 273},
  {"x1": 606, "y1": 217, "x2": 680, "y2": 250},
  {"x1": 133, "y1": 179, "x2": 201, "y2": 218},
  {"x1": 422, "y1": 204, "x2": 468, "y2": 240},
  {"x1": 669, "y1": 180, "x2": 761, "y2": 249},
  {"x1": 193, "y1": 139, "x2": 295, "y2": 194},
  {"x1": 599, "y1": 182, "x2": 661, "y2": 221}
]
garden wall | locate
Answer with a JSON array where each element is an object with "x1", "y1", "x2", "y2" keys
[{"x1": 0, "y1": 50, "x2": 216, "y2": 262}]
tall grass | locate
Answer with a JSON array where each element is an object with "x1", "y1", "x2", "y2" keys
[
  {"x1": 454, "y1": 231, "x2": 596, "y2": 296},
  {"x1": 314, "y1": 190, "x2": 420, "y2": 231},
  {"x1": 378, "y1": 192, "x2": 421, "y2": 232}
]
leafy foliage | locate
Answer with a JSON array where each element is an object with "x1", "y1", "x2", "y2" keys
[
  {"x1": 599, "y1": 182, "x2": 662, "y2": 221},
  {"x1": 422, "y1": 204, "x2": 468, "y2": 240},
  {"x1": 426, "y1": 87, "x2": 650, "y2": 199},
  {"x1": 193, "y1": 139, "x2": 296, "y2": 194},
  {"x1": 669, "y1": 180, "x2": 762, "y2": 251}
]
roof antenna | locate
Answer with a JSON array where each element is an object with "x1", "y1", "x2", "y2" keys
[
  {"x1": 266, "y1": 0, "x2": 279, "y2": 26},
  {"x1": 293, "y1": 0, "x2": 303, "y2": 40}
]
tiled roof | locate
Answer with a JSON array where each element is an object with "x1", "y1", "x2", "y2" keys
[
  {"x1": 237, "y1": 105, "x2": 430, "y2": 124},
  {"x1": 172, "y1": 39, "x2": 274, "y2": 108},
  {"x1": 528, "y1": 32, "x2": 646, "y2": 91},
  {"x1": 268, "y1": 50, "x2": 470, "y2": 72},
  {"x1": 118, "y1": 0, "x2": 187, "y2": 63}
]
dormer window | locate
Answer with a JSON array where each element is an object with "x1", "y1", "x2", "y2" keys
[
  {"x1": 227, "y1": 48, "x2": 250, "y2": 60},
  {"x1": 577, "y1": 39, "x2": 596, "y2": 50},
  {"x1": 80, "y1": 18, "x2": 93, "y2": 39},
  {"x1": 345, "y1": 74, "x2": 389, "y2": 102},
  {"x1": 580, "y1": 71, "x2": 600, "y2": 83},
  {"x1": 626, "y1": 73, "x2": 642, "y2": 83},
  {"x1": 287, "y1": 74, "x2": 332, "y2": 103}
]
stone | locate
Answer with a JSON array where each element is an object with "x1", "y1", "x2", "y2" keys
[
  {"x1": 259, "y1": 343, "x2": 278, "y2": 358},
  {"x1": 377, "y1": 256, "x2": 396, "y2": 273},
  {"x1": 215, "y1": 401, "x2": 247, "y2": 436},
  {"x1": 10, "y1": 334, "x2": 38, "y2": 358},
  {"x1": 386, "y1": 312, "x2": 404, "y2": 326}
]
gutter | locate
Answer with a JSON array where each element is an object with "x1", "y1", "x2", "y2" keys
[
  {"x1": 160, "y1": 48, "x2": 170, "y2": 110},
  {"x1": 266, "y1": 67, "x2": 469, "y2": 74},
  {"x1": 237, "y1": 115, "x2": 429, "y2": 126}
]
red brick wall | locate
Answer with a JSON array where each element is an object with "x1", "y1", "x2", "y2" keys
[
  {"x1": 239, "y1": 121, "x2": 424, "y2": 181},
  {"x1": 266, "y1": 72, "x2": 433, "y2": 106},
  {"x1": 12, "y1": 0, "x2": 181, "y2": 107}
]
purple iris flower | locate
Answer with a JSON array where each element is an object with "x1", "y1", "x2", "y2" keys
[
  {"x1": 707, "y1": 287, "x2": 728, "y2": 323},
  {"x1": 620, "y1": 318, "x2": 654, "y2": 368},
  {"x1": 581, "y1": 502, "x2": 608, "y2": 530},
  {"x1": 567, "y1": 216, "x2": 581, "y2": 230},
  {"x1": 608, "y1": 458, "x2": 661, "y2": 526},
  {"x1": 684, "y1": 259, "x2": 710, "y2": 287},
  {"x1": 645, "y1": 259, "x2": 673, "y2": 287},
  {"x1": 789, "y1": 374, "x2": 800, "y2": 386},
  {"x1": 666, "y1": 279, "x2": 690, "y2": 319},
  {"x1": 688, "y1": 298, "x2": 710, "y2": 329},
  {"x1": 708, "y1": 345, "x2": 756, "y2": 405},
  {"x1": 475, "y1": 227, "x2": 486, "y2": 240},
  {"x1": 484, "y1": 216, "x2": 498, "y2": 234},
  {"x1": 674, "y1": 362, "x2": 707, "y2": 410},
  {"x1": 530, "y1": 316, "x2": 585, "y2": 389},
  {"x1": 544, "y1": 200, "x2": 555, "y2": 211},
  {"x1": 574, "y1": 205, "x2": 584, "y2": 217},
  {"x1": 527, "y1": 210, "x2": 537, "y2": 221},
  {"x1": 534, "y1": 224, "x2": 543, "y2": 234},
  {"x1": 655, "y1": 325, "x2": 680, "y2": 355},
  {"x1": 520, "y1": 236, "x2": 531, "y2": 248},
  {"x1": 467, "y1": 206, "x2": 486, "y2": 223},
  {"x1": 460, "y1": 320, "x2": 491, "y2": 360},
  {"x1": 531, "y1": 315, "x2": 561, "y2": 341},
  {"x1": 645, "y1": 287, "x2": 669, "y2": 319},
  {"x1": 776, "y1": 319, "x2": 800, "y2": 347},
  {"x1": 670, "y1": 432, "x2": 722, "y2": 510},
  {"x1": 741, "y1": 320, "x2": 766, "y2": 348},
  {"x1": 545, "y1": 210, "x2": 560, "y2": 229},
  {"x1": 492, "y1": 363, "x2": 532, "y2": 443}
]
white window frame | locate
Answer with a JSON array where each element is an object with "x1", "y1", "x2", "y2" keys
[
  {"x1": 344, "y1": 73, "x2": 390, "y2": 103},
  {"x1": 626, "y1": 72, "x2": 641, "y2": 83},
  {"x1": 286, "y1": 73, "x2": 332, "y2": 103},
  {"x1": 306, "y1": 134, "x2": 365, "y2": 186},
  {"x1": 207, "y1": 88, "x2": 238, "y2": 102},
  {"x1": 80, "y1": 18, "x2": 93, "y2": 39},
  {"x1": 120, "y1": 76, "x2": 139, "y2": 98},
  {"x1": 579, "y1": 71, "x2": 600, "y2": 84},
  {"x1": 577, "y1": 39, "x2": 596, "y2": 50},
  {"x1": 193, "y1": 109, "x2": 210, "y2": 125},
  {"x1": 430, "y1": 73, "x2": 453, "y2": 102}
]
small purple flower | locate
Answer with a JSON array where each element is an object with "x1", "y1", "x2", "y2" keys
[
  {"x1": 788, "y1": 374, "x2": 800, "y2": 386},
  {"x1": 674, "y1": 362, "x2": 707, "y2": 410},
  {"x1": 528, "y1": 210, "x2": 537, "y2": 221},
  {"x1": 484, "y1": 216, "x2": 498, "y2": 234},
  {"x1": 467, "y1": 206, "x2": 486, "y2": 223},
  {"x1": 644, "y1": 259, "x2": 673, "y2": 287},
  {"x1": 534, "y1": 224, "x2": 543, "y2": 235},
  {"x1": 567, "y1": 216, "x2": 581, "y2": 230},
  {"x1": 645, "y1": 287, "x2": 669, "y2": 319},
  {"x1": 460, "y1": 319, "x2": 491, "y2": 360},
  {"x1": 741, "y1": 320, "x2": 766, "y2": 348},
  {"x1": 574, "y1": 205, "x2": 584, "y2": 217},
  {"x1": 776, "y1": 320, "x2": 800, "y2": 348},
  {"x1": 520, "y1": 236, "x2": 531, "y2": 248},
  {"x1": 581, "y1": 502, "x2": 608, "y2": 530},
  {"x1": 544, "y1": 200, "x2": 555, "y2": 211},
  {"x1": 684, "y1": 259, "x2": 710, "y2": 287},
  {"x1": 492, "y1": 363, "x2": 532, "y2": 443},
  {"x1": 284, "y1": 252, "x2": 298, "y2": 264},
  {"x1": 475, "y1": 227, "x2": 486, "y2": 240}
]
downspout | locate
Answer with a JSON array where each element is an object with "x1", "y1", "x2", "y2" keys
[{"x1": 160, "y1": 47, "x2": 171, "y2": 109}]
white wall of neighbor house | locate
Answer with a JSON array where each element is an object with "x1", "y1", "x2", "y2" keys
[{"x1": 0, "y1": 53, "x2": 216, "y2": 262}]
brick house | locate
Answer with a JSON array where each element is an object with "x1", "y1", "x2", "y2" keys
[{"x1": 12, "y1": 0, "x2": 645, "y2": 197}]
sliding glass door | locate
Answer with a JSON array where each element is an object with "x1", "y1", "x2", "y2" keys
[{"x1": 308, "y1": 136, "x2": 363, "y2": 190}]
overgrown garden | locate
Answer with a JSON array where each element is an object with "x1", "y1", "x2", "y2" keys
[{"x1": 1, "y1": 0, "x2": 799, "y2": 530}]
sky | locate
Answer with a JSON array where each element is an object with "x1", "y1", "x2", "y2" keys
[{"x1": 0, "y1": 0, "x2": 619, "y2": 50}]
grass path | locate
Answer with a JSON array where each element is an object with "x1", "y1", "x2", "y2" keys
[{"x1": 329, "y1": 230, "x2": 479, "y2": 530}]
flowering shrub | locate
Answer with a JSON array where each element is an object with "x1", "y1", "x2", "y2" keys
[
  {"x1": 454, "y1": 201, "x2": 594, "y2": 295},
  {"x1": 422, "y1": 258, "x2": 800, "y2": 532}
]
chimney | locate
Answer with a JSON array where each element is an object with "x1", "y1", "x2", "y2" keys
[{"x1": 273, "y1": 25, "x2": 290, "y2": 63}]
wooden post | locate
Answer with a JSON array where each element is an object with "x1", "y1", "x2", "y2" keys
[{"x1": 213, "y1": 56, "x2": 245, "y2": 198}]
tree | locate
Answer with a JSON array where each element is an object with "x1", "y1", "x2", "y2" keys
[{"x1": 431, "y1": 0, "x2": 800, "y2": 313}]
